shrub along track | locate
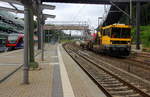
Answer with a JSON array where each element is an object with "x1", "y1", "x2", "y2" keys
[{"x1": 63, "y1": 43, "x2": 150, "y2": 97}]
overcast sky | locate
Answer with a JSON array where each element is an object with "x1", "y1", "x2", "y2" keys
[
  {"x1": 0, "y1": 2, "x2": 110, "y2": 35},
  {"x1": 43, "y1": 3, "x2": 110, "y2": 28},
  {"x1": 0, "y1": 1, "x2": 110, "y2": 28}
]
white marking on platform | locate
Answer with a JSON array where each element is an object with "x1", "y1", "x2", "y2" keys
[
  {"x1": 57, "y1": 45, "x2": 75, "y2": 97},
  {"x1": 40, "y1": 62, "x2": 50, "y2": 65},
  {"x1": 0, "y1": 49, "x2": 23, "y2": 56},
  {"x1": 50, "y1": 62, "x2": 59, "y2": 65},
  {"x1": 0, "y1": 63, "x2": 20, "y2": 66},
  {"x1": 51, "y1": 56, "x2": 58, "y2": 58}
]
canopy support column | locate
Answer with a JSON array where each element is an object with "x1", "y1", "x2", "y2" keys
[
  {"x1": 37, "y1": 5, "x2": 42, "y2": 50},
  {"x1": 136, "y1": 2, "x2": 141, "y2": 50},
  {"x1": 23, "y1": 5, "x2": 30, "y2": 84},
  {"x1": 29, "y1": 8, "x2": 35, "y2": 63}
]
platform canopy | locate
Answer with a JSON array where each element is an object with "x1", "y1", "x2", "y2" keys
[{"x1": 42, "y1": 0, "x2": 150, "y2": 4}]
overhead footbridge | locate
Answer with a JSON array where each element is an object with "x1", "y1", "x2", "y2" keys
[{"x1": 44, "y1": 21, "x2": 89, "y2": 30}]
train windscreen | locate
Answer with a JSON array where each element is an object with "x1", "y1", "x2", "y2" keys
[
  {"x1": 8, "y1": 34, "x2": 18, "y2": 43},
  {"x1": 111, "y1": 28, "x2": 131, "y2": 38}
]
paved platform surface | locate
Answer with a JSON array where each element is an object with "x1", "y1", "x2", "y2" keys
[
  {"x1": 0, "y1": 44, "x2": 106, "y2": 97},
  {"x1": 0, "y1": 49, "x2": 40, "y2": 81},
  {"x1": 0, "y1": 50, "x2": 23, "y2": 81}
]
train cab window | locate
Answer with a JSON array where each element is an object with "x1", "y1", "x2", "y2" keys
[
  {"x1": 111, "y1": 27, "x2": 131, "y2": 38},
  {"x1": 103, "y1": 29, "x2": 110, "y2": 36},
  {"x1": 121, "y1": 28, "x2": 131, "y2": 38},
  {"x1": 107, "y1": 29, "x2": 111, "y2": 36},
  {"x1": 8, "y1": 35, "x2": 18, "y2": 41},
  {"x1": 102, "y1": 30, "x2": 105, "y2": 35},
  {"x1": 111, "y1": 28, "x2": 121, "y2": 38}
]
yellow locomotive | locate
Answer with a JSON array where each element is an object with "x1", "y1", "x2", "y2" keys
[{"x1": 87, "y1": 24, "x2": 131, "y2": 56}]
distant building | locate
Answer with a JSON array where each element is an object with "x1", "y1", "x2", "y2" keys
[{"x1": 0, "y1": 11, "x2": 24, "y2": 47}]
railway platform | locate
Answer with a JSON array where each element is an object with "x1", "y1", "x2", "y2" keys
[
  {"x1": 0, "y1": 44, "x2": 106, "y2": 97},
  {"x1": 0, "y1": 48, "x2": 41, "y2": 83},
  {"x1": 0, "y1": 49, "x2": 23, "y2": 82}
]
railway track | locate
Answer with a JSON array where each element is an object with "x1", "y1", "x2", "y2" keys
[
  {"x1": 128, "y1": 51, "x2": 150, "y2": 65},
  {"x1": 83, "y1": 49, "x2": 150, "y2": 81},
  {"x1": 128, "y1": 56, "x2": 150, "y2": 66},
  {"x1": 63, "y1": 43, "x2": 150, "y2": 97},
  {"x1": 136, "y1": 52, "x2": 150, "y2": 58},
  {"x1": 75, "y1": 43, "x2": 150, "y2": 81}
]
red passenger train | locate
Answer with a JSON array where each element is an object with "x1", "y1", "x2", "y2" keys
[{"x1": 6, "y1": 33, "x2": 24, "y2": 50}]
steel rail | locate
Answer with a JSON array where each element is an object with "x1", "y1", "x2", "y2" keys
[
  {"x1": 63, "y1": 43, "x2": 150, "y2": 97},
  {"x1": 63, "y1": 44, "x2": 112, "y2": 97}
]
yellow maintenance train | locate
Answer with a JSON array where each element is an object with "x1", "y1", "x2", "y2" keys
[{"x1": 85, "y1": 24, "x2": 132, "y2": 56}]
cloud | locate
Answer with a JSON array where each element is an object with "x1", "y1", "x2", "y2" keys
[
  {"x1": 0, "y1": 1, "x2": 13, "y2": 8},
  {"x1": 0, "y1": 1, "x2": 109, "y2": 29},
  {"x1": 44, "y1": 3, "x2": 108, "y2": 28}
]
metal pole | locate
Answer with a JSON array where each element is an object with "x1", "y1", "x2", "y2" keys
[
  {"x1": 29, "y1": 9, "x2": 34, "y2": 62},
  {"x1": 23, "y1": 5, "x2": 30, "y2": 84},
  {"x1": 41, "y1": 22, "x2": 44, "y2": 61},
  {"x1": 130, "y1": 0, "x2": 132, "y2": 24},
  {"x1": 136, "y1": 2, "x2": 141, "y2": 50},
  {"x1": 70, "y1": 30, "x2": 71, "y2": 40},
  {"x1": 43, "y1": 29, "x2": 45, "y2": 49},
  {"x1": 37, "y1": 5, "x2": 42, "y2": 50},
  {"x1": 48, "y1": 30, "x2": 50, "y2": 43},
  {"x1": 48, "y1": 31, "x2": 49, "y2": 43}
]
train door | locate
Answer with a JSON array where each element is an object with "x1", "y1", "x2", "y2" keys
[{"x1": 17, "y1": 36, "x2": 24, "y2": 48}]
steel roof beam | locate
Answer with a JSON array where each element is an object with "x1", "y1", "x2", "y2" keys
[
  {"x1": 0, "y1": 0, "x2": 56, "y2": 16},
  {"x1": 41, "y1": 0, "x2": 150, "y2": 4},
  {"x1": 42, "y1": 4, "x2": 55, "y2": 10},
  {"x1": 9, "y1": 3, "x2": 18, "y2": 10},
  {"x1": 111, "y1": 0, "x2": 150, "y2": 2},
  {"x1": 0, "y1": 0, "x2": 22, "y2": 5},
  {"x1": 0, "y1": 6, "x2": 56, "y2": 18},
  {"x1": 0, "y1": 6, "x2": 24, "y2": 13},
  {"x1": 43, "y1": 14, "x2": 56, "y2": 19}
]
